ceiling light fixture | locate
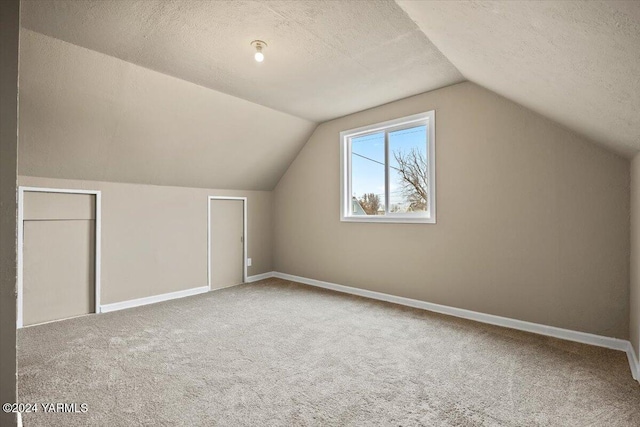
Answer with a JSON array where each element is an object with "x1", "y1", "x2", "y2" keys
[{"x1": 250, "y1": 40, "x2": 267, "y2": 63}]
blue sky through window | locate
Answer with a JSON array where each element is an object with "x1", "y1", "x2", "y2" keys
[
  {"x1": 351, "y1": 132, "x2": 385, "y2": 211},
  {"x1": 351, "y1": 125, "x2": 427, "y2": 212}
]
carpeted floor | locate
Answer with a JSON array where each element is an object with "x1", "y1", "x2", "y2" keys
[{"x1": 18, "y1": 278, "x2": 640, "y2": 426}]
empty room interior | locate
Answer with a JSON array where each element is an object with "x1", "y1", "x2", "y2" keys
[{"x1": 1, "y1": 0, "x2": 640, "y2": 426}]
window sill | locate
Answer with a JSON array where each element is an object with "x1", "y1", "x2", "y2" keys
[{"x1": 340, "y1": 216, "x2": 436, "y2": 224}]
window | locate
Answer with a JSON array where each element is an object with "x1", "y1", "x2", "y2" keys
[{"x1": 340, "y1": 111, "x2": 435, "y2": 223}]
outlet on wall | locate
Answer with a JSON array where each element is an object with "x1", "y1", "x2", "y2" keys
[{"x1": 247, "y1": 258, "x2": 252, "y2": 267}]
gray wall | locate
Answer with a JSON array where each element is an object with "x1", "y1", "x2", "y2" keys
[
  {"x1": 631, "y1": 154, "x2": 640, "y2": 357},
  {"x1": 274, "y1": 82, "x2": 630, "y2": 339},
  {"x1": 19, "y1": 176, "x2": 273, "y2": 305},
  {"x1": 0, "y1": 0, "x2": 19, "y2": 425}
]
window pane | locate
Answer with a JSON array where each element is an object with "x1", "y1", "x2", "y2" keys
[
  {"x1": 388, "y1": 125, "x2": 428, "y2": 214},
  {"x1": 351, "y1": 132, "x2": 385, "y2": 216}
]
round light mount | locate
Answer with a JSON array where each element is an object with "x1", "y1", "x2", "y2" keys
[{"x1": 250, "y1": 40, "x2": 267, "y2": 63}]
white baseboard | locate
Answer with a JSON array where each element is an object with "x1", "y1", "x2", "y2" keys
[
  {"x1": 272, "y1": 272, "x2": 639, "y2": 383},
  {"x1": 246, "y1": 271, "x2": 276, "y2": 283},
  {"x1": 100, "y1": 286, "x2": 209, "y2": 313}
]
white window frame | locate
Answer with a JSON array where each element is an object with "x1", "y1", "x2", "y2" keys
[{"x1": 340, "y1": 111, "x2": 436, "y2": 224}]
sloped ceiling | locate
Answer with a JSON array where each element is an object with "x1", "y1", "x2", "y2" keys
[
  {"x1": 21, "y1": 0, "x2": 464, "y2": 122},
  {"x1": 19, "y1": 0, "x2": 639, "y2": 193},
  {"x1": 18, "y1": 30, "x2": 316, "y2": 190},
  {"x1": 397, "y1": 0, "x2": 640, "y2": 157}
]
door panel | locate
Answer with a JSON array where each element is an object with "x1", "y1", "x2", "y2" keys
[
  {"x1": 23, "y1": 220, "x2": 95, "y2": 326},
  {"x1": 23, "y1": 192, "x2": 95, "y2": 220},
  {"x1": 210, "y1": 199, "x2": 244, "y2": 289}
]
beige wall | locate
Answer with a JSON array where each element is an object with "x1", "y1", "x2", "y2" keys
[
  {"x1": 274, "y1": 82, "x2": 630, "y2": 339},
  {"x1": 631, "y1": 154, "x2": 640, "y2": 356},
  {"x1": 19, "y1": 176, "x2": 273, "y2": 305},
  {"x1": 0, "y1": 0, "x2": 19, "y2": 425}
]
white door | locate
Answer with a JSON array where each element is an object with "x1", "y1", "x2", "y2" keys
[{"x1": 210, "y1": 199, "x2": 244, "y2": 289}]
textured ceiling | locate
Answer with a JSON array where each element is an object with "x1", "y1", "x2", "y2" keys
[
  {"x1": 19, "y1": 30, "x2": 316, "y2": 190},
  {"x1": 21, "y1": 0, "x2": 464, "y2": 123},
  {"x1": 397, "y1": 0, "x2": 640, "y2": 157}
]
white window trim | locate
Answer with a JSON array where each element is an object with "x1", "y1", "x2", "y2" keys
[{"x1": 340, "y1": 111, "x2": 436, "y2": 224}]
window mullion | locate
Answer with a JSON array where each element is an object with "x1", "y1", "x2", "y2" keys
[
  {"x1": 348, "y1": 137, "x2": 353, "y2": 215},
  {"x1": 384, "y1": 131, "x2": 390, "y2": 215}
]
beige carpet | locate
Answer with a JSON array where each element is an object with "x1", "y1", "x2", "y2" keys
[{"x1": 18, "y1": 278, "x2": 640, "y2": 426}]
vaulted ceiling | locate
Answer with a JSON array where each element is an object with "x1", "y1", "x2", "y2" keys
[
  {"x1": 21, "y1": 0, "x2": 463, "y2": 123},
  {"x1": 17, "y1": 0, "x2": 640, "y2": 191},
  {"x1": 397, "y1": 0, "x2": 640, "y2": 156},
  {"x1": 18, "y1": 29, "x2": 316, "y2": 190}
]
